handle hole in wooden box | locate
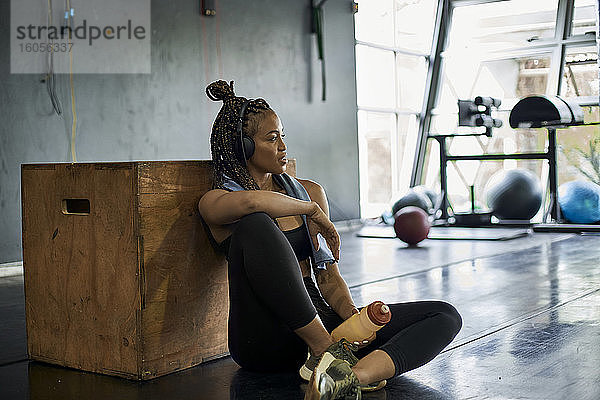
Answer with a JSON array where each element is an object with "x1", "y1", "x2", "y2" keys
[{"x1": 62, "y1": 199, "x2": 90, "y2": 215}]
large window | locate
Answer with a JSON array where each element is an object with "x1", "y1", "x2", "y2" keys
[
  {"x1": 355, "y1": 0, "x2": 438, "y2": 217},
  {"x1": 421, "y1": 0, "x2": 599, "y2": 216},
  {"x1": 356, "y1": 0, "x2": 599, "y2": 219}
]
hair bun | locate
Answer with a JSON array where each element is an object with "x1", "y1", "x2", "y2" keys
[{"x1": 206, "y1": 80, "x2": 236, "y2": 102}]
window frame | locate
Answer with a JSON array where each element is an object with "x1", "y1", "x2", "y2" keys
[
  {"x1": 355, "y1": 1, "x2": 437, "y2": 216},
  {"x1": 410, "y1": 0, "x2": 599, "y2": 186}
]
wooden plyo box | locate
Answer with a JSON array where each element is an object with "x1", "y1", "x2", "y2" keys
[{"x1": 21, "y1": 160, "x2": 296, "y2": 380}]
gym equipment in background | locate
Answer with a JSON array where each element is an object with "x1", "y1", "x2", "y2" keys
[
  {"x1": 558, "y1": 180, "x2": 600, "y2": 224},
  {"x1": 429, "y1": 96, "x2": 503, "y2": 227},
  {"x1": 509, "y1": 95, "x2": 583, "y2": 223},
  {"x1": 393, "y1": 206, "x2": 430, "y2": 245},
  {"x1": 392, "y1": 189, "x2": 433, "y2": 216},
  {"x1": 413, "y1": 185, "x2": 440, "y2": 213},
  {"x1": 458, "y1": 96, "x2": 503, "y2": 136},
  {"x1": 509, "y1": 96, "x2": 600, "y2": 233},
  {"x1": 485, "y1": 169, "x2": 543, "y2": 220},
  {"x1": 430, "y1": 95, "x2": 592, "y2": 229},
  {"x1": 311, "y1": 0, "x2": 331, "y2": 101}
]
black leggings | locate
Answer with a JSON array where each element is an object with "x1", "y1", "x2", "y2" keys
[{"x1": 226, "y1": 212, "x2": 462, "y2": 376}]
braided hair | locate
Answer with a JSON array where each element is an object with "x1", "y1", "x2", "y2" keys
[{"x1": 206, "y1": 80, "x2": 273, "y2": 191}]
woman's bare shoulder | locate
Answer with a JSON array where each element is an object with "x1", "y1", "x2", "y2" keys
[
  {"x1": 296, "y1": 178, "x2": 330, "y2": 216},
  {"x1": 198, "y1": 187, "x2": 250, "y2": 228},
  {"x1": 296, "y1": 178, "x2": 325, "y2": 198},
  {"x1": 198, "y1": 188, "x2": 231, "y2": 214},
  {"x1": 201, "y1": 188, "x2": 230, "y2": 198}
]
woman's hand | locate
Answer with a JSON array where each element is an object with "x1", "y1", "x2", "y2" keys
[
  {"x1": 348, "y1": 308, "x2": 375, "y2": 349},
  {"x1": 307, "y1": 202, "x2": 340, "y2": 261}
]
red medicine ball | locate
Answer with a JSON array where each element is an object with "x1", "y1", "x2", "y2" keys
[{"x1": 393, "y1": 206, "x2": 430, "y2": 245}]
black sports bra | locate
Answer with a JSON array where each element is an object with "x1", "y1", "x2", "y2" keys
[{"x1": 216, "y1": 221, "x2": 313, "y2": 262}]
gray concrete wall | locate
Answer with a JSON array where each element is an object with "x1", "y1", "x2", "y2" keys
[{"x1": 0, "y1": 0, "x2": 360, "y2": 263}]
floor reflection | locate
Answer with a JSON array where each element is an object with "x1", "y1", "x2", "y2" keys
[
  {"x1": 406, "y1": 291, "x2": 600, "y2": 400},
  {"x1": 3, "y1": 233, "x2": 600, "y2": 399},
  {"x1": 385, "y1": 375, "x2": 451, "y2": 400},
  {"x1": 230, "y1": 368, "x2": 305, "y2": 400}
]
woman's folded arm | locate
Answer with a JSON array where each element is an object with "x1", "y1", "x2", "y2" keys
[{"x1": 199, "y1": 189, "x2": 318, "y2": 226}]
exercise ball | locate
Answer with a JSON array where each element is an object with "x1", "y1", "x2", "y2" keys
[
  {"x1": 394, "y1": 206, "x2": 430, "y2": 245},
  {"x1": 413, "y1": 185, "x2": 440, "y2": 211},
  {"x1": 392, "y1": 189, "x2": 432, "y2": 216},
  {"x1": 558, "y1": 180, "x2": 600, "y2": 224},
  {"x1": 485, "y1": 169, "x2": 543, "y2": 220}
]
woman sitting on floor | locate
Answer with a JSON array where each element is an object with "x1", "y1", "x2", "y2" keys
[{"x1": 198, "y1": 80, "x2": 462, "y2": 400}]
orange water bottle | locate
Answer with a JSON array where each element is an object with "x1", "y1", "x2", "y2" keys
[{"x1": 331, "y1": 301, "x2": 392, "y2": 343}]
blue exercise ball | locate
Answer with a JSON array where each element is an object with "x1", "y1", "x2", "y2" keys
[
  {"x1": 485, "y1": 169, "x2": 543, "y2": 220},
  {"x1": 558, "y1": 180, "x2": 600, "y2": 224}
]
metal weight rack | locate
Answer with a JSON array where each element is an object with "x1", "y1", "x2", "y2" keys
[{"x1": 430, "y1": 95, "x2": 591, "y2": 229}]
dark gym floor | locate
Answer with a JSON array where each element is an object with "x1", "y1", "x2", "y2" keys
[{"x1": 1, "y1": 225, "x2": 599, "y2": 399}]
